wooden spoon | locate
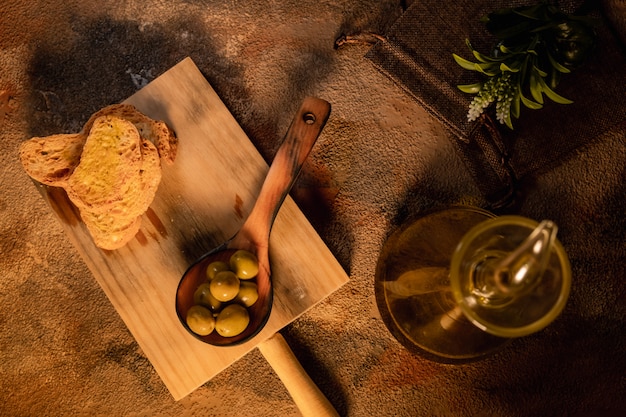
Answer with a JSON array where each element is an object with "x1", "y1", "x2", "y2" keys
[{"x1": 175, "y1": 97, "x2": 331, "y2": 346}]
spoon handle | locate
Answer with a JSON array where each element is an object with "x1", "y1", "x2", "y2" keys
[
  {"x1": 258, "y1": 333, "x2": 339, "y2": 417},
  {"x1": 234, "y1": 97, "x2": 331, "y2": 247}
]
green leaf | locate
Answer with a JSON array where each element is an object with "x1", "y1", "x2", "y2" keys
[
  {"x1": 500, "y1": 61, "x2": 520, "y2": 72},
  {"x1": 472, "y1": 49, "x2": 494, "y2": 63},
  {"x1": 547, "y1": 51, "x2": 571, "y2": 74},
  {"x1": 457, "y1": 83, "x2": 483, "y2": 94},
  {"x1": 474, "y1": 62, "x2": 500, "y2": 76},
  {"x1": 529, "y1": 22, "x2": 560, "y2": 33},
  {"x1": 474, "y1": 50, "x2": 509, "y2": 63},
  {"x1": 519, "y1": 55, "x2": 531, "y2": 83},
  {"x1": 511, "y1": 90, "x2": 521, "y2": 119},
  {"x1": 548, "y1": 65, "x2": 562, "y2": 90},
  {"x1": 527, "y1": 35, "x2": 540, "y2": 52},
  {"x1": 532, "y1": 65, "x2": 548, "y2": 77},
  {"x1": 498, "y1": 43, "x2": 523, "y2": 55},
  {"x1": 538, "y1": 77, "x2": 573, "y2": 104},
  {"x1": 504, "y1": 111, "x2": 514, "y2": 130},
  {"x1": 529, "y1": 72, "x2": 544, "y2": 104},
  {"x1": 453, "y1": 53, "x2": 478, "y2": 71},
  {"x1": 467, "y1": 40, "x2": 508, "y2": 62},
  {"x1": 520, "y1": 91, "x2": 543, "y2": 109}
]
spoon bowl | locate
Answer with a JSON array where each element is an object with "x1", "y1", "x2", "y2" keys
[{"x1": 175, "y1": 97, "x2": 331, "y2": 346}]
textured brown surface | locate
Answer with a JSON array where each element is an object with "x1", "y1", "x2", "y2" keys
[{"x1": 1, "y1": 1, "x2": 625, "y2": 416}]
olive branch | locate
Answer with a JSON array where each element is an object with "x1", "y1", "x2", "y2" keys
[{"x1": 453, "y1": 1, "x2": 597, "y2": 129}]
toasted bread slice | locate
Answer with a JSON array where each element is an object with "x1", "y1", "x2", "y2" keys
[
  {"x1": 81, "y1": 137, "x2": 162, "y2": 217},
  {"x1": 83, "y1": 104, "x2": 177, "y2": 164},
  {"x1": 19, "y1": 104, "x2": 176, "y2": 190},
  {"x1": 18, "y1": 133, "x2": 85, "y2": 186},
  {"x1": 67, "y1": 122, "x2": 162, "y2": 250},
  {"x1": 20, "y1": 104, "x2": 175, "y2": 250},
  {"x1": 66, "y1": 115, "x2": 143, "y2": 209},
  {"x1": 82, "y1": 214, "x2": 142, "y2": 250}
]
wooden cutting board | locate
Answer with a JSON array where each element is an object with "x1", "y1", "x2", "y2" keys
[{"x1": 35, "y1": 57, "x2": 349, "y2": 400}]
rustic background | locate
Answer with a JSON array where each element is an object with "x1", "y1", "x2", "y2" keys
[{"x1": 1, "y1": 1, "x2": 624, "y2": 416}]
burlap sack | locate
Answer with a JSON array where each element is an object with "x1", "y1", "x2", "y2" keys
[{"x1": 367, "y1": 0, "x2": 626, "y2": 208}]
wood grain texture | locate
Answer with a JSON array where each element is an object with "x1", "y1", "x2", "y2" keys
[
  {"x1": 258, "y1": 334, "x2": 339, "y2": 417},
  {"x1": 36, "y1": 57, "x2": 349, "y2": 400}
]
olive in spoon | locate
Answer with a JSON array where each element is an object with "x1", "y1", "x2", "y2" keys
[{"x1": 175, "y1": 97, "x2": 331, "y2": 346}]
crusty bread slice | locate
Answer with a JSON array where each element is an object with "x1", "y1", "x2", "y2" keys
[
  {"x1": 19, "y1": 104, "x2": 176, "y2": 190},
  {"x1": 83, "y1": 104, "x2": 177, "y2": 164},
  {"x1": 67, "y1": 120, "x2": 162, "y2": 250},
  {"x1": 18, "y1": 133, "x2": 85, "y2": 186},
  {"x1": 66, "y1": 115, "x2": 144, "y2": 209},
  {"x1": 83, "y1": 137, "x2": 162, "y2": 217},
  {"x1": 82, "y1": 214, "x2": 142, "y2": 251},
  {"x1": 19, "y1": 104, "x2": 176, "y2": 250}
]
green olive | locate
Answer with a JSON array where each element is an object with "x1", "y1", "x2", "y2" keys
[
  {"x1": 186, "y1": 305, "x2": 216, "y2": 336},
  {"x1": 205, "y1": 261, "x2": 230, "y2": 280},
  {"x1": 210, "y1": 270, "x2": 240, "y2": 302},
  {"x1": 229, "y1": 249, "x2": 259, "y2": 279},
  {"x1": 235, "y1": 281, "x2": 259, "y2": 307},
  {"x1": 215, "y1": 304, "x2": 250, "y2": 337},
  {"x1": 193, "y1": 283, "x2": 222, "y2": 312}
]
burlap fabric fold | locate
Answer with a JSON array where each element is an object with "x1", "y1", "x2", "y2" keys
[{"x1": 366, "y1": 0, "x2": 626, "y2": 208}]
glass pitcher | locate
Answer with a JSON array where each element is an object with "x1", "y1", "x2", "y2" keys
[{"x1": 375, "y1": 206, "x2": 571, "y2": 362}]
